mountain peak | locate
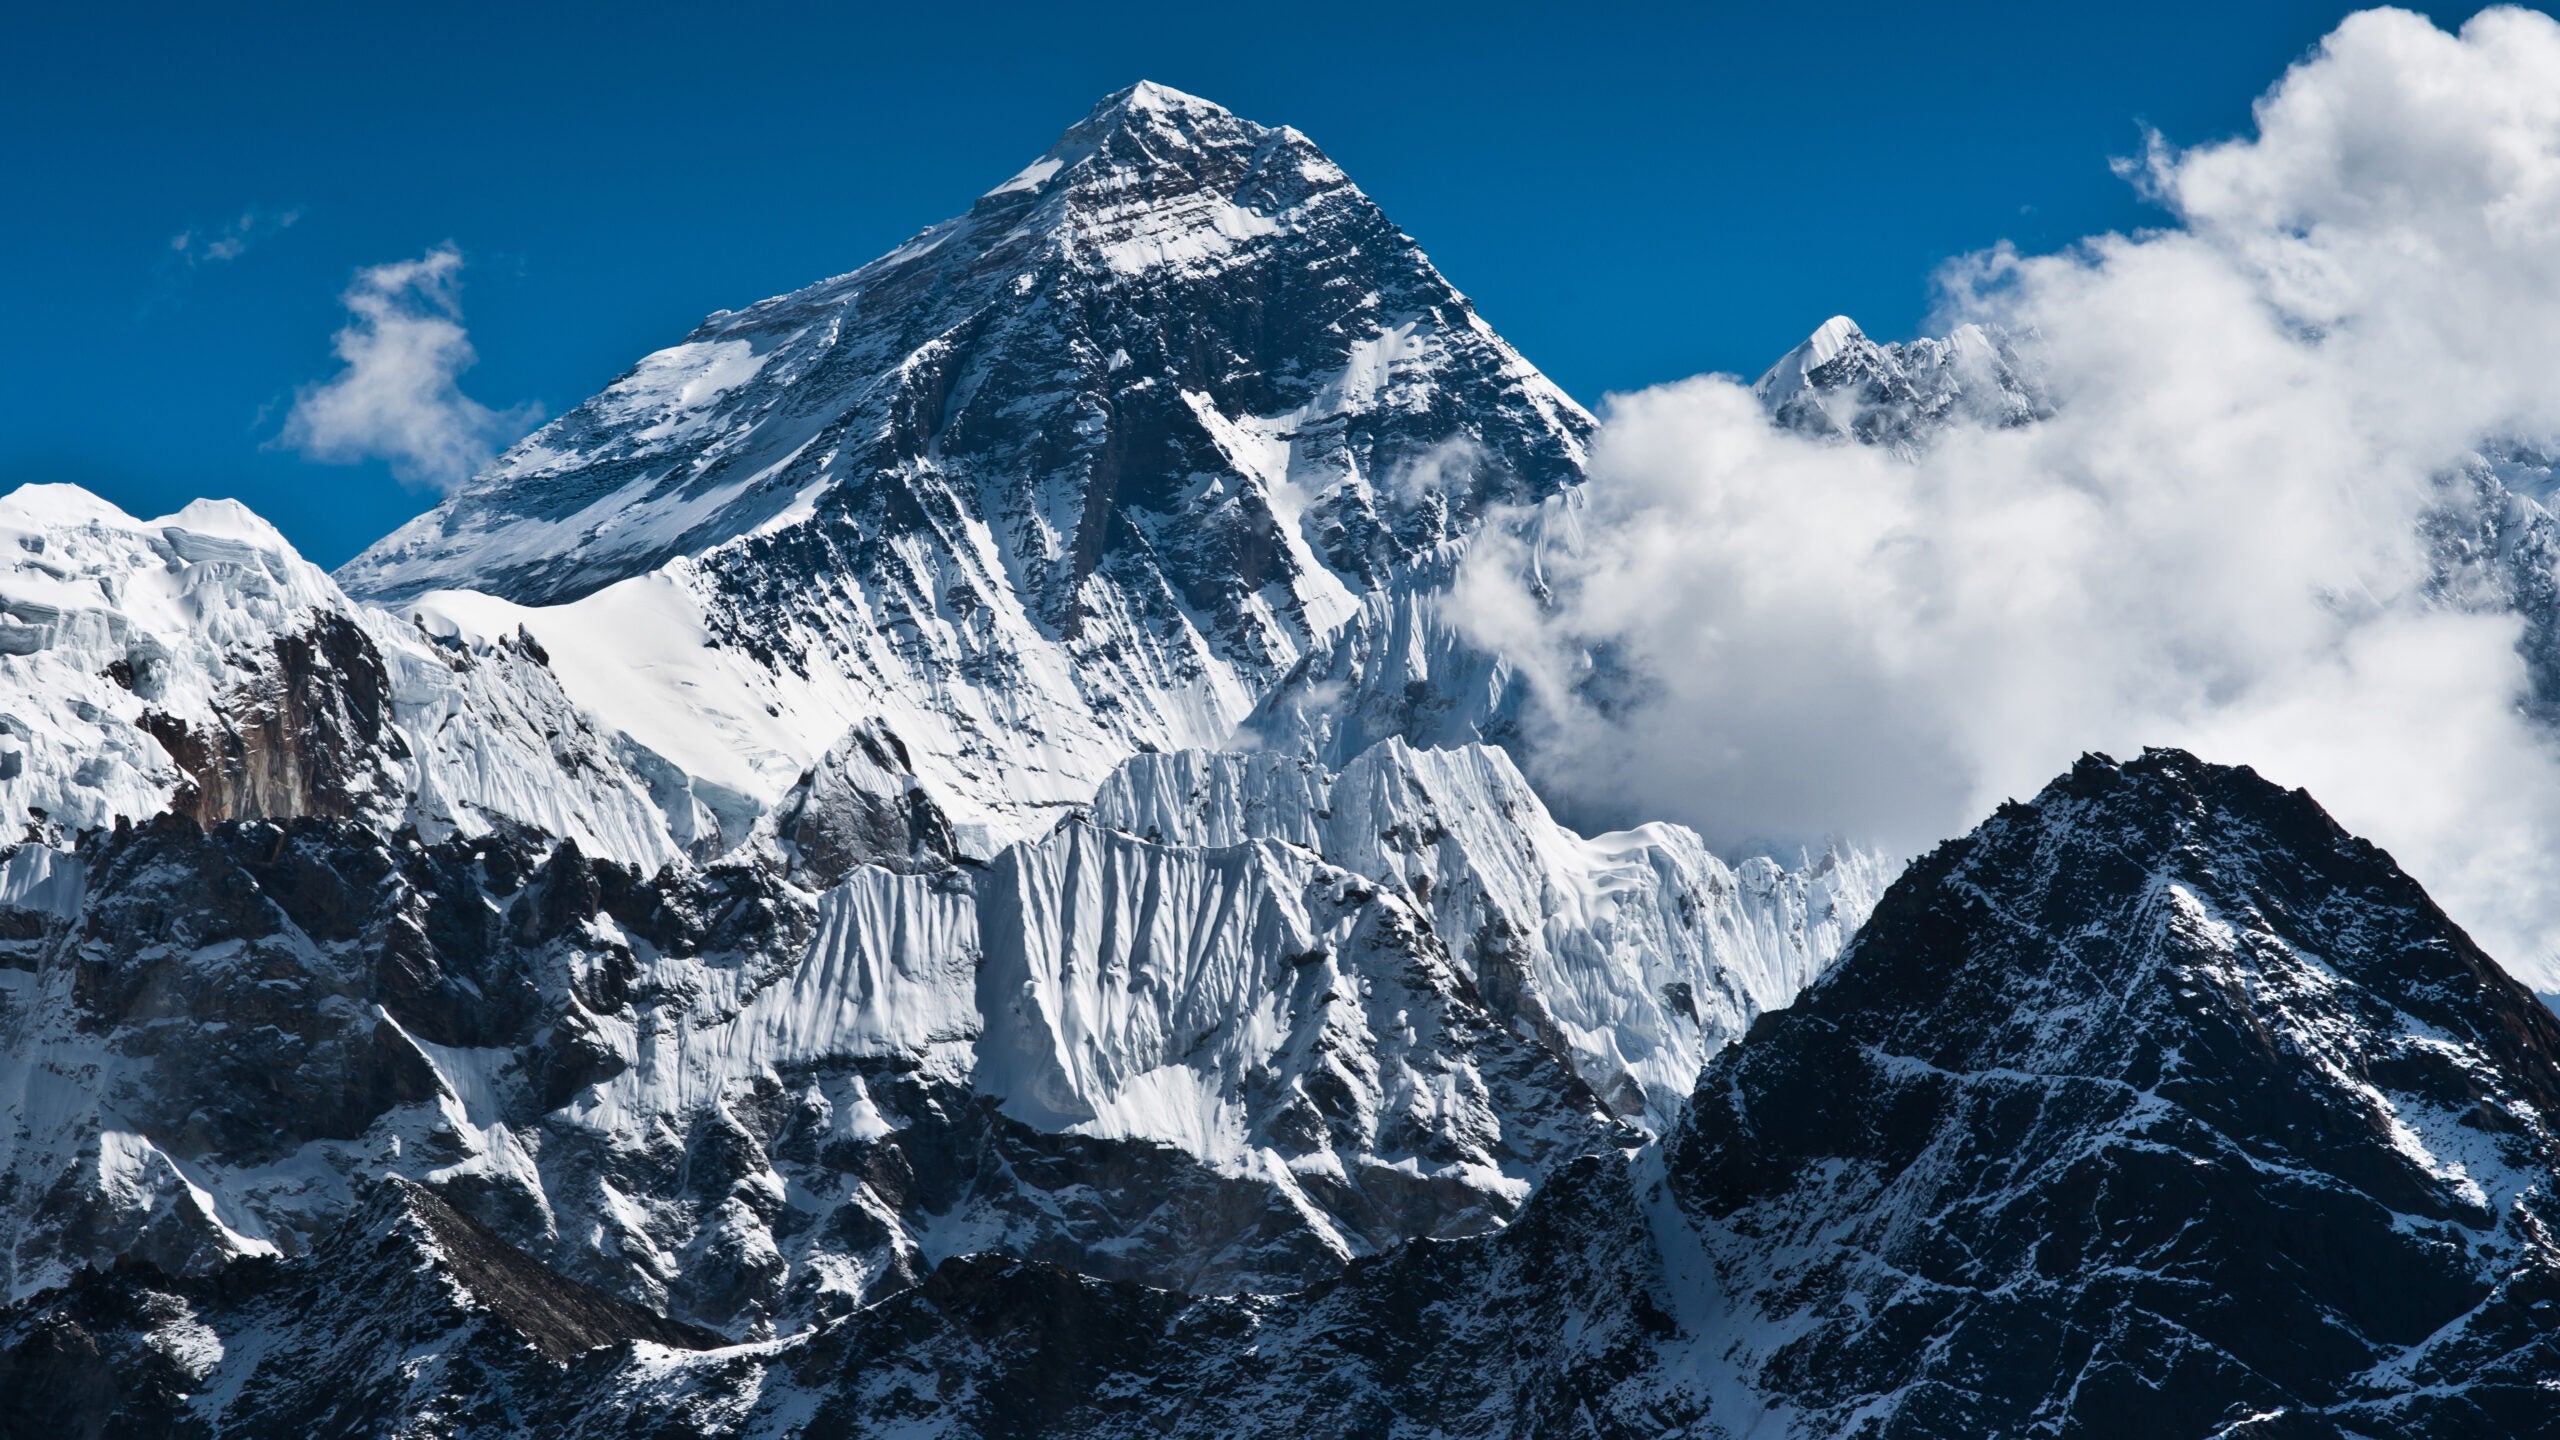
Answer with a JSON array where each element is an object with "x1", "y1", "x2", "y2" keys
[
  {"x1": 976, "y1": 79, "x2": 1287, "y2": 209},
  {"x1": 1093, "y1": 78, "x2": 1228, "y2": 122},
  {"x1": 1753, "y1": 310, "x2": 2045, "y2": 446},
  {"x1": 1800, "y1": 313, "x2": 1866, "y2": 365},
  {"x1": 335, "y1": 74, "x2": 1590, "y2": 850},
  {"x1": 1751, "y1": 314, "x2": 1875, "y2": 404},
  {"x1": 338, "y1": 79, "x2": 1585, "y2": 606}
]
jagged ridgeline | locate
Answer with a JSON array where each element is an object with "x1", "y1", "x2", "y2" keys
[
  {"x1": 6, "y1": 81, "x2": 2560, "y2": 1440},
  {"x1": 12, "y1": 750, "x2": 2558, "y2": 1436}
]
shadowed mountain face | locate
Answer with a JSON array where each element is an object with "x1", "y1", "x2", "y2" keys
[
  {"x1": 1667, "y1": 748, "x2": 2560, "y2": 1439},
  {"x1": 17, "y1": 749, "x2": 2551, "y2": 1438}
]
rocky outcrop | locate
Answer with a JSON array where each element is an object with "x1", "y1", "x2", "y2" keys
[
  {"x1": 0, "y1": 1178, "x2": 719, "y2": 1440},
  {"x1": 138, "y1": 611, "x2": 407, "y2": 828},
  {"x1": 773, "y1": 722, "x2": 957, "y2": 885}
]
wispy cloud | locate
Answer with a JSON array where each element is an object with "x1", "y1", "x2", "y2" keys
[
  {"x1": 168, "y1": 205, "x2": 303, "y2": 268},
  {"x1": 276, "y1": 244, "x2": 541, "y2": 492},
  {"x1": 1460, "y1": 7, "x2": 2560, "y2": 981}
]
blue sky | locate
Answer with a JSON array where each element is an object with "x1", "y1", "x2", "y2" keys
[{"x1": 4, "y1": 0, "x2": 2513, "y2": 565}]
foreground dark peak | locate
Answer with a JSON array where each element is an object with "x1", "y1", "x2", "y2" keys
[{"x1": 1669, "y1": 746, "x2": 2560, "y2": 1438}]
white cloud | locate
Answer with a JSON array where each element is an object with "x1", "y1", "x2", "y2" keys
[
  {"x1": 1459, "y1": 6, "x2": 2560, "y2": 984},
  {"x1": 277, "y1": 244, "x2": 539, "y2": 492},
  {"x1": 168, "y1": 206, "x2": 302, "y2": 267}
]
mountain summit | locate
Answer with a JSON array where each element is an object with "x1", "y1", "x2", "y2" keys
[{"x1": 338, "y1": 77, "x2": 1587, "y2": 613}]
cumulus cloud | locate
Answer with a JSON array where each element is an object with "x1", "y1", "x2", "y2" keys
[
  {"x1": 277, "y1": 244, "x2": 539, "y2": 491},
  {"x1": 1459, "y1": 6, "x2": 2560, "y2": 983}
]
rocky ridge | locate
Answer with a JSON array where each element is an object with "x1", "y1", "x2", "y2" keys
[{"x1": 0, "y1": 728, "x2": 1870, "y2": 1342}]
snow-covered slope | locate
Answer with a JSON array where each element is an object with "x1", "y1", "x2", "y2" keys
[
  {"x1": 1093, "y1": 740, "x2": 1884, "y2": 1128},
  {"x1": 0, "y1": 483, "x2": 682, "y2": 868}
]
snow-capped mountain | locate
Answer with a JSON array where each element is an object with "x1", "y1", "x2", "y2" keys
[
  {"x1": 1756, "y1": 311, "x2": 2560, "y2": 839},
  {"x1": 336, "y1": 80, "x2": 1591, "y2": 854},
  {"x1": 0, "y1": 483, "x2": 680, "y2": 866},
  {"x1": 0, "y1": 87, "x2": 1886, "y2": 1357}
]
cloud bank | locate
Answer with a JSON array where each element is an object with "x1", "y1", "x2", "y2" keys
[
  {"x1": 278, "y1": 245, "x2": 538, "y2": 491},
  {"x1": 1460, "y1": 6, "x2": 2560, "y2": 984}
]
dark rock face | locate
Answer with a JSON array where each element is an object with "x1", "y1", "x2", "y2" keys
[
  {"x1": 551, "y1": 1153, "x2": 1690, "y2": 1438},
  {"x1": 396, "y1": 1178, "x2": 723, "y2": 1361},
  {"x1": 0, "y1": 1158, "x2": 1678, "y2": 1440},
  {"x1": 138, "y1": 611, "x2": 408, "y2": 829},
  {"x1": 774, "y1": 722, "x2": 957, "y2": 886},
  {"x1": 0, "y1": 1179, "x2": 719, "y2": 1440},
  {"x1": 0, "y1": 814, "x2": 811, "y2": 1304},
  {"x1": 1668, "y1": 749, "x2": 2560, "y2": 1439}
]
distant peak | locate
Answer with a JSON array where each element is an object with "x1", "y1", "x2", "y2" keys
[
  {"x1": 0, "y1": 481, "x2": 129, "y2": 529},
  {"x1": 1754, "y1": 315, "x2": 1875, "y2": 402},
  {"x1": 1800, "y1": 315, "x2": 1868, "y2": 368}
]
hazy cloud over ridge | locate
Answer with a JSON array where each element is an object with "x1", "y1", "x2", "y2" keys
[
  {"x1": 1460, "y1": 6, "x2": 2560, "y2": 983},
  {"x1": 278, "y1": 244, "x2": 538, "y2": 491}
]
